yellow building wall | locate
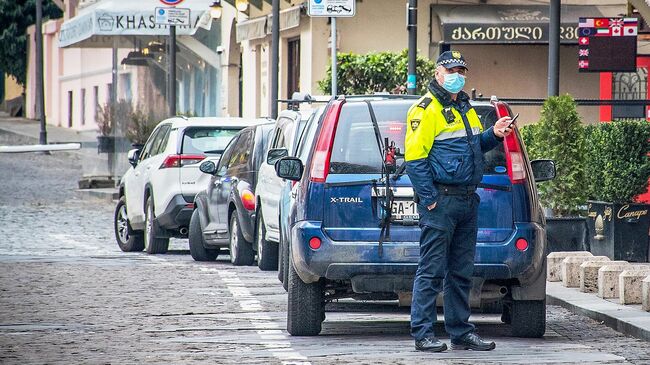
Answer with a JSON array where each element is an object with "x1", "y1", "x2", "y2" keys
[{"x1": 4, "y1": 74, "x2": 23, "y2": 100}]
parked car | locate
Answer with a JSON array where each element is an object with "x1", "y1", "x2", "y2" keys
[
  {"x1": 274, "y1": 95, "x2": 556, "y2": 337},
  {"x1": 189, "y1": 122, "x2": 275, "y2": 264},
  {"x1": 255, "y1": 106, "x2": 325, "y2": 271},
  {"x1": 114, "y1": 117, "x2": 263, "y2": 254}
]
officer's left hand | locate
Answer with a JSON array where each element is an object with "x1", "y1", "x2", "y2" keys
[{"x1": 493, "y1": 116, "x2": 515, "y2": 138}]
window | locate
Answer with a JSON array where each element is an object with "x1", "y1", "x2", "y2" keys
[
  {"x1": 80, "y1": 88, "x2": 86, "y2": 126},
  {"x1": 474, "y1": 106, "x2": 507, "y2": 174},
  {"x1": 287, "y1": 38, "x2": 301, "y2": 98},
  {"x1": 297, "y1": 111, "x2": 322, "y2": 161},
  {"x1": 329, "y1": 102, "x2": 411, "y2": 174},
  {"x1": 612, "y1": 68, "x2": 648, "y2": 119},
  {"x1": 229, "y1": 129, "x2": 253, "y2": 169},
  {"x1": 271, "y1": 117, "x2": 293, "y2": 149},
  {"x1": 150, "y1": 125, "x2": 171, "y2": 157},
  {"x1": 93, "y1": 86, "x2": 99, "y2": 122},
  {"x1": 181, "y1": 128, "x2": 240, "y2": 155},
  {"x1": 67, "y1": 91, "x2": 73, "y2": 128},
  {"x1": 139, "y1": 127, "x2": 163, "y2": 161},
  {"x1": 216, "y1": 136, "x2": 239, "y2": 176}
]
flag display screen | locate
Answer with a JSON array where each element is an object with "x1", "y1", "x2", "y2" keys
[{"x1": 578, "y1": 17, "x2": 638, "y2": 72}]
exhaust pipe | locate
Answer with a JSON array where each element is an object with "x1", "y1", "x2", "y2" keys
[
  {"x1": 179, "y1": 227, "x2": 188, "y2": 236},
  {"x1": 480, "y1": 284, "x2": 509, "y2": 300}
]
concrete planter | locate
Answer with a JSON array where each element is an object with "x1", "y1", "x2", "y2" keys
[
  {"x1": 586, "y1": 201, "x2": 650, "y2": 263},
  {"x1": 546, "y1": 217, "x2": 589, "y2": 253}
]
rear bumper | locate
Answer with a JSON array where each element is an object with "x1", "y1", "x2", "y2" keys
[
  {"x1": 155, "y1": 194, "x2": 194, "y2": 230},
  {"x1": 290, "y1": 220, "x2": 546, "y2": 290}
]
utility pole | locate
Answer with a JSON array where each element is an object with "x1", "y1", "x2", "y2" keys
[
  {"x1": 35, "y1": 0, "x2": 47, "y2": 145},
  {"x1": 407, "y1": 0, "x2": 418, "y2": 95},
  {"x1": 331, "y1": 17, "x2": 337, "y2": 97},
  {"x1": 169, "y1": 25, "x2": 177, "y2": 116},
  {"x1": 548, "y1": 0, "x2": 560, "y2": 96},
  {"x1": 270, "y1": 0, "x2": 279, "y2": 119}
]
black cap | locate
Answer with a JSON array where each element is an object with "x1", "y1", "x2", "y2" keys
[{"x1": 436, "y1": 50, "x2": 468, "y2": 69}]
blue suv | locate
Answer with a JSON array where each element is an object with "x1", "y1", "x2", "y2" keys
[{"x1": 275, "y1": 95, "x2": 555, "y2": 337}]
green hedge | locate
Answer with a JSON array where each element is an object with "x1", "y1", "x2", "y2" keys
[
  {"x1": 522, "y1": 97, "x2": 650, "y2": 211},
  {"x1": 586, "y1": 120, "x2": 650, "y2": 203},
  {"x1": 318, "y1": 50, "x2": 437, "y2": 95}
]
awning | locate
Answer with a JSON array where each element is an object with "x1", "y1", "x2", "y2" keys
[
  {"x1": 59, "y1": 0, "x2": 211, "y2": 48},
  {"x1": 434, "y1": 5, "x2": 622, "y2": 44},
  {"x1": 236, "y1": 5, "x2": 302, "y2": 43}
]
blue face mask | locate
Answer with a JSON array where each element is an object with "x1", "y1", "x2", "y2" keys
[{"x1": 442, "y1": 72, "x2": 465, "y2": 94}]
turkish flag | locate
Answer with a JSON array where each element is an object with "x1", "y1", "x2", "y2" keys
[{"x1": 594, "y1": 18, "x2": 610, "y2": 28}]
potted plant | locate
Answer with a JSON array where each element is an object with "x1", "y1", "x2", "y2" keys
[
  {"x1": 585, "y1": 119, "x2": 650, "y2": 262},
  {"x1": 126, "y1": 107, "x2": 159, "y2": 148},
  {"x1": 96, "y1": 100, "x2": 133, "y2": 153},
  {"x1": 521, "y1": 95, "x2": 589, "y2": 253}
]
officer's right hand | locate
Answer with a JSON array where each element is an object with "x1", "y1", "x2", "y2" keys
[{"x1": 427, "y1": 202, "x2": 437, "y2": 210}]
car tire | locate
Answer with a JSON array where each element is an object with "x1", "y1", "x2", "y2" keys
[
  {"x1": 144, "y1": 196, "x2": 169, "y2": 254},
  {"x1": 189, "y1": 209, "x2": 219, "y2": 261},
  {"x1": 114, "y1": 196, "x2": 144, "y2": 252},
  {"x1": 256, "y1": 210, "x2": 278, "y2": 271},
  {"x1": 229, "y1": 212, "x2": 255, "y2": 266},
  {"x1": 287, "y1": 258, "x2": 324, "y2": 336},
  {"x1": 281, "y1": 232, "x2": 289, "y2": 292},
  {"x1": 510, "y1": 300, "x2": 546, "y2": 338}
]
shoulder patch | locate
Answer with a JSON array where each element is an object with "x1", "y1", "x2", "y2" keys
[
  {"x1": 410, "y1": 119, "x2": 420, "y2": 131},
  {"x1": 417, "y1": 97, "x2": 432, "y2": 109}
]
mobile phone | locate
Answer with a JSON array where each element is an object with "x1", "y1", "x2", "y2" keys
[{"x1": 506, "y1": 113, "x2": 519, "y2": 129}]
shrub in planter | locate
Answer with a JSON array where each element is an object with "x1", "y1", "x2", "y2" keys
[
  {"x1": 523, "y1": 96, "x2": 588, "y2": 252},
  {"x1": 96, "y1": 100, "x2": 133, "y2": 153},
  {"x1": 586, "y1": 120, "x2": 650, "y2": 262},
  {"x1": 126, "y1": 107, "x2": 161, "y2": 146}
]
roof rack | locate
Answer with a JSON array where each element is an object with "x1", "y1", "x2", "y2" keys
[{"x1": 338, "y1": 94, "x2": 421, "y2": 101}]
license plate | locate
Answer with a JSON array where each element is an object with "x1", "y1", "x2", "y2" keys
[{"x1": 392, "y1": 199, "x2": 418, "y2": 221}]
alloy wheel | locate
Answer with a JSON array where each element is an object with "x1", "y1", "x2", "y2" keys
[
  {"x1": 116, "y1": 205, "x2": 130, "y2": 243},
  {"x1": 145, "y1": 202, "x2": 153, "y2": 250},
  {"x1": 230, "y1": 217, "x2": 239, "y2": 263},
  {"x1": 257, "y1": 214, "x2": 264, "y2": 263}
]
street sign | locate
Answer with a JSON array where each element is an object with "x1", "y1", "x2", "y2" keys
[
  {"x1": 308, "y1": 0, "x2": 355, "y2": 17},
  {"x1": 578, "y1": 17, "x2": 638, "y2": 72},
  {"x1": 155, "y1": 7, "x2": 191, "y2": 26},
  {"x1": 159, "y1": 0, "x2": 185, "y2": 5}
]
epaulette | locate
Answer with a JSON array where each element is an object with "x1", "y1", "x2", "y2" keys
[{"x1": 417, "y1": 97, "x2": 432, "y2": 109}]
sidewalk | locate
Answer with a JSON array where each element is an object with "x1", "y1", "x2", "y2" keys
[
  {"x1": 547, "y1": 281, "x2": 650, "y2": 342},
  {"x1": 0, "y1": 112, "x2": 118, "y2": 202}
]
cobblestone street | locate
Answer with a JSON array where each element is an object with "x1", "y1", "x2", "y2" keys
[{"x1": 1, "y1": 139, "x2": 650, "y2": 364}]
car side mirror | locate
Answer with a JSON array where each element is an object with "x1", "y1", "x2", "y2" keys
[
  {"x1": 199, "y1": 160, "x2": 218, "y2": 175},
  {"x1": 275, "y1": 157, "x2": 303, "y2": 181},
  {"x1": 267, "y1": 148, "x2": 289, "y2": 165},
  {"x1": 127, "y1": 149, "x2": 140, "y2": 167},
  {"x1": 531, "y1": 159, "x2": 556, "y2": 183}
]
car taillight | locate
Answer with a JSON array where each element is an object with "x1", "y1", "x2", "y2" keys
[
  {"x1": 160, "y1": 154, "x2": 206, "y2": 169},
  {"x1": 241, "y1": 189, "x2": 256, "y2": 211},
  {"x1": 309, "y1": 100, "x2": 345, "y2": 182},
  {"x1": 493, "y1": 101, "x2": 526, "y2": 184}
]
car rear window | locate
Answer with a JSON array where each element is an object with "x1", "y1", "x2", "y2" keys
[
  {"x1": 181, "y1": 128, "x2": 240, "y2": 155},
  {"x1": 474, "y1": 106, "x2": 507, "y2": 175},
  {"x1": 329, "y1": 101, "x2": 412, "y2": 174},
  {"x1": 329, "y1": 102, "x2": 507, "y2": 175}
]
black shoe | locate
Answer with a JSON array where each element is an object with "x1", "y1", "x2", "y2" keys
[
  {"x1": 415, "y1": 337, "x2": 448, "y2": 352},
  {"x1": 451, "y1": 332, "x2": 496, "y2": 351}
]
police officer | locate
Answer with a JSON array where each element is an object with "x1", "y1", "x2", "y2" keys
[{"x1": 405, "y1": 51, "x2": 514, "y2": 352}]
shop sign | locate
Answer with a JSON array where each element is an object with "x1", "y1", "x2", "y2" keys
[{"x1": 443, "y1": 23, "x2": 580, "y2": 44}]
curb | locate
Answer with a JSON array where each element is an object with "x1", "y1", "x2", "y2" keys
[
  {"x1": 546, "y1": 282, "x2": 650, "y2": 342},
  {"x1": 75, "y1": 189, "x2": 119, "y2": 203}
]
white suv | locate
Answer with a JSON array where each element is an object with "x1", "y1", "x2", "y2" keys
[
  {"x1": 114, "y1": 117, "x2": 265, "y2": 254},
  {"x1": 255, "y1": 107, "x2": 323, "y2": 270}
]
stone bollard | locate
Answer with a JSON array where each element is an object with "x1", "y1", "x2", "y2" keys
[
  {"x1": 562, "y1": 256, "x2": 609, "y2": 288},
  {"x1": 598, "y1": 263, "x2": 633, "y2": 299},
  {"x1": 643, "y1": 276, "x2": 650, "y2": 312},
  {"x1": 547, "y1": 251, "x2": 592, "y2": 282},
  {"x1": 580, "y1": 260, "x2": 627, "y2": 293},
  {"x1": 619, "y1": 268, "x2": 650, "y2": 305}
]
